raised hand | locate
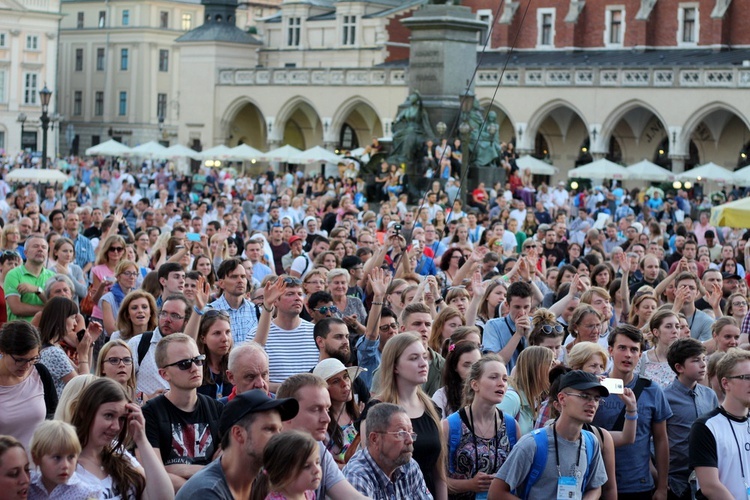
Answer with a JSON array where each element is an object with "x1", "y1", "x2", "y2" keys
[
  {"x1": 194, "y1": 276, "x2": 210, "y2": 309},
  {"x1": 471, "y1": 245, "x2": 488, "y2": 263},
  {"x1": 369, "y1": 267, "x2": 390, "y2": 297},
  {"x1": 471, "y1": 270, "x2": 486, "y2": 298},
  {"x1": 263, "y1": 278, "x2": 288, "y2": 310},
  {"x1": 87, "y1": 321, "x2": 103, "y2": 342}
]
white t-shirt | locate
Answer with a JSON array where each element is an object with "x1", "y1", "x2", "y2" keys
[{"x1": 76, "y1": 449, "x2": 140, "y2": 500}]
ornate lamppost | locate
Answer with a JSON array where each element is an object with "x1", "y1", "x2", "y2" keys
[{"x1": 39, "y1": 85, "x2": 52, "y2": 170}]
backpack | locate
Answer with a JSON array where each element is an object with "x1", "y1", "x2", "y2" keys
[
  {"x1": 447, "y1": 408, "x2": 517, "y2": 474},
  {"x1": 514, "y1": 427, "x2": 598, "y2": 500}
]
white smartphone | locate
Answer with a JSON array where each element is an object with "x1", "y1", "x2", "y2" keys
[{"x1": 601, "y1": 378, "x2": 624, "y2": 395}]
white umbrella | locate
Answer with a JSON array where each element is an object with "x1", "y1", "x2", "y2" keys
[
  {"x1": 677, "y1": 162, "x2": 735, "y2": 184},
  {"x1": 567, "y1": 158, "x2": 630, "y2": 180},
  {"x1": 85, "y1": 139, "x2": 131, "y2": 157},
  {"x1": 199, "y1": 145, "x2": 234, "y2": 160},
  {"x1": 515, "y1": 155, "x2": 558, "y2": 176},
  {"x1": 349, "y1": 147, "x2": 366, "y2": 157},
  {"x1": 6, "y1": 168, "x2": 69, "y2": 183},
  {"x1": 733, "y1": 166, "x2": 750, "y2": 187},
  {"x1": 263, "y1": 145, "x2": 303, "y2": 163},
  {"x1": 126, "y1": 141, "x2": 169, "y2": 159},
  {"x1": 164, "y1": 144, "x2": 201, "y2": 160},
  {"x1": 228, "y1": 144, "x2": 264, "y2": 161},
  {"x1": 292, "y1": 146, "x2": 343, "y2": 164},
  {"x1": 626, "y1": 159, "x2": 675, "y2": 182}
]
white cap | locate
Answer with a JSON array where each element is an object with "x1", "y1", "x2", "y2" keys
[{"x1": 312, "y1": 358, "x2": 366, "y2": 382}]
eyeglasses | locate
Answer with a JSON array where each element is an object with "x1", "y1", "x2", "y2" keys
[
  {"x1": 726, "y1": 374, "x2": 750, "y2": 381},
  {"x1": 120, "y1": 271, "x2": 138, "y2": 278},
  {"x1": 282, "y1": 276, "x2": 302, "y2": 286},
  {"x1": 732, "y1": 301, "x2": 748, "y2": 307},
  {"x1": 378, "y1": 430, "x2": 417, "y2": 441},
  {"x1": 305, "y1": 280, "x2": 325, "y2": 286},
  {"x1": 158, "y1": 311, "x2": 186, "y2": 321},
  {"x1": 163, "y1": 355, "x2": 206, "y2": 370},
  {"x1": 104, "y1": 356, "x2": 133, "y2": 366},
  {"x1": 540, "y1": 324, "x2": 564, "y2": 335},
  {"x1": 108, "y1": 247, "x2": 125, "y2": 253},
  {"x1": 9, "y1": 354, "x2": 40, "y2": 367},
  {"x1": 315, "y1": 305, "x2": 339, "y2": 314},
  {"x1": 379, "y1": 322, "x2": 399, "y2": 333},
  {"x1": 563, "y1": 392, "x2": 602, "y2": 403}
]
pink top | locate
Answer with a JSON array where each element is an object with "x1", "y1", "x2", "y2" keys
[
  {"x1": 0, "y1": 367, "x2": 46, "y2": 449},
  {"x1": 265, "y1": 491, "x2": 315, "y2": 500},
  {"x1": 91, "y1": 264, "x2": 115, "y2": 319}
]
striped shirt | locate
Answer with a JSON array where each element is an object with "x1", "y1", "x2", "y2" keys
[
  {"x1": 210, "y1": 294, "x2": 259, "y2": 345},
  {"x1": 64, "y1": 232, "x2": 96, "y2": 271},
  {"x1": 249, "y1": 319, "x2": 317, "y2": 383}
]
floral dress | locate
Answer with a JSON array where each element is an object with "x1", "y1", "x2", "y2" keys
[{"x1": 637, "y1": 350, "x2": 674, "y2": 389}]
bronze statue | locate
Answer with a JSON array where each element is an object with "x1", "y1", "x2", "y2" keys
[{"x1": 388, "y1": 91, "x2": 435, "y2": 168}]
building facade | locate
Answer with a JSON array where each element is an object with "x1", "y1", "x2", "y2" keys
[{"x1": 0, "y1": 0, "x2": 62, "y2": 157}]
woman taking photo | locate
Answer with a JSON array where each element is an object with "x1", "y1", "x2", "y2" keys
[
  {"x1": 0, "y1": 321, "x2": 57, "y2": 449},
  {"x1": 90, "y1": 235, "x2": 127, "y2": 326},
  {"x1": 443, "y1": 354, "x2": 520, "y2": 499},
  {"x1": 100, "y1": 260, "x2": 139, "y2": 338},
  {"x1": 327, "y1": 268, "x2": 367, "y2": 336},
  {"x1": 498, "y1": 346, "x2": 553, "y2": 436},
  {"x1": 95, "y1": 339, "x2": 137, "y2": 401},
  {"x1": 196, "y1": 310, "x2": 233, "y2": 400},
  {"x1": 38, "y1": 297, "x2": 99, "y2": 397},
  {"x1": 72, "y1": 378, "x2": 173, "y2": 499},
  {"x1": 361, "y1": 333, "x2": 447, "y2": 500},
  {"x1": 431, "y1": 340, "x2": 481, "y2": 417},
  {"x1": 111, "y1": 290, "x2": 157, "y2": 342},
  {"x1": 48, "y1": 238, "x2": 87, "y2": 301},
  {"x1": 313, "y1": 358, "x2": 362, "y2": 465}
]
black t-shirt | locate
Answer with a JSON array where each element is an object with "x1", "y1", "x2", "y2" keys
[
  {"x1": 142, "y1": 394, "x2": 222, "y2": 467},
  {"x1": 82, "y1": 226, "x2": 101, "y2": 239}
]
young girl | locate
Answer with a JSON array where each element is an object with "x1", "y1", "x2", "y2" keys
[
  {"x1": 637, "y1": 309, "x2": 681, "y2": 389},
  {"x1": 196, "y1": 310, "x2": 234, "y2": 400},
  {"x1": 432, "y1": 340, "x2": 482, "y2": 417},
  {"x1": 28, "y1": 420, "x2": 99, "y2": 499},
  {"x1": 259, "y1": 431, "x2": 321, "y2": 500},
  {"x1": 710, "y1": 316, "x2": 740, "y2": 354}
]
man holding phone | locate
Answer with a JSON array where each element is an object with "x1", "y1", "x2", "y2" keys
[{"x1": 481, "y1": 281, "x2": 533, "y2": 372}]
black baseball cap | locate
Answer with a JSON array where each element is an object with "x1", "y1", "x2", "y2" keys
[
  {"x1": 219, "y1": 389, "x2": 299, "y2": 438},
  {"x1": 722, "y1": 272, "x2": 741, "y2": 281},
  {"x1": 559, "y1": 370, "x2": 609, "y2": 397}
]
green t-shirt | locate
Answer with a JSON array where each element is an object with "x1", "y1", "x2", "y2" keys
[{"x1": 4, "y1": 265, "x2": 56, "y2": 322}]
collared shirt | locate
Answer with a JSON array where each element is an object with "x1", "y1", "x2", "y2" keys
[
  {"x1": 63, "y1": 232, "x2": 96, "y2": 270},
  {"x1": 343, "y1": 447, "x2": 432, "y2": 500},
  {"x1": 128, "y1": 327, "x2": 168, "y2": 395},
  {"x1": 4, "y1": 264, "x2": 55, "y2": 322},
  {"x1": 482, "y1": 315, "x2": 526, "y2": 373},
  {"x1": 29, "y1": 469, "x2": 100, "y2": 500},
  {"x1": 210, "y1": 294, "x2": 259, "y2": 345},
  {"x1": 252, "y1": 261, "x2": 273, "y2": 281},
  {"x1": 664, "y1": 378, "x2": 719, "y2": 497}
]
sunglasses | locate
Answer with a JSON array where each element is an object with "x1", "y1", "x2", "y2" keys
[
  {"x1": 163, "y1": 355, "x2": 206, "y2": 370},
  {"x1": 203, "y1": 309, "x2": 230, "y2": 319},
  {"x1": 315, "y1": 305, "x2": 339, "y2": 314},
  {"x1": 540, "y1": 324, "x2": 565, "y2": 335},
  {"x1": 282, "y1": 276, "x2": 303, "y2": 286},
  {"x1": 108, "y1": 247, "x2": 125, "y2": 253}
]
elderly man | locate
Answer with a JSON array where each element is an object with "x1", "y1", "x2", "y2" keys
[
  {"x1": 5, "y1": 235, "x2": 55, "y2": 322},
  {"x1": 219, "y1": 341, "x2": 270, "y2": 404},
  {"x1": 344, "y1": 403, "x2": 431, "y2": 499}
]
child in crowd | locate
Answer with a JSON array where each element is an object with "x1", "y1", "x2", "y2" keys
[
  {"x1": 260, "y1": 431, "x2": 321, "y2": 500},
  {"x1": 28, "y1": 420, "x2": 99, "y2": 499}
]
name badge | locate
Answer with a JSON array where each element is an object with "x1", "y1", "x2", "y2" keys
[{"x1": 557, "y1": 476, "x2": 579, "y2": 500}]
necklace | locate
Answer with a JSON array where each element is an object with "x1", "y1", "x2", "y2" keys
[{"x1": 79, "y1": 455, "x2": 104, "y2": 471}]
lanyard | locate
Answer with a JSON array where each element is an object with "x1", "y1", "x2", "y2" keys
[
  {"x1": 468, "y1": 406, "x2": 499, "y2": 475},
  {"x1": 553, "y1": 423, "x2": 583, "y2": 478},
  {"x1": 211, "y1": 371, "x2": 224, "y2": 399},
  {"x1": 724, "y1": 412, "x2": 749, "y2": 483}
]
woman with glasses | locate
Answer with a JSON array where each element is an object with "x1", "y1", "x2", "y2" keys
[
  {"x1": 438, "y1": 248, "x2": 464, "y2": 291},
  {"x1": 96, "y1": 339, "x2": 137, "y2": 401},
  {"x1": 327, "y1": 268, "x2": 367, "y2": 336},
  {"x1": 100, "y1": 260, "x2": 140, "y2": 337},
  {"x1": 90, "y1": 235, "x2": 127, "y2": 327},
  {"x1": 0, "y1": 321, "x2": 57, "y2": 449},
  {"x1": 302, "y1": 269, "x2": 327, "y2": 297},
  {"x1": 385, "y1": 278, "x2": 408, "y2": 320},
  {"x1": 196, "y1": 310, "x2": 233, "y2": 400},
  {"x1": 49, "y1": 238, "x2": 88, "y2": 301},
  {"x1": 0, "y1": 224, "x2": 23, "y2": 260},
  {"x1": 564, "y1": 305, "x2": 604, "y2": 363},
  {"x1": 724, "y1": 292, "x2": 748, "y2": 326},
  {"x1": 498, "y1": 346, "x2": 554, "y2": 436},
  {"x1": 0, "y1": 251, "x2": 21, "y2": 325},
  {"x1": 38, "y1": 297, "x2": 100, "y2": 397}
]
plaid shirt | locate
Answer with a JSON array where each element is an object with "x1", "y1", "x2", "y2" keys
[
  {"x1": 343, "y1": 447, "x2": 433, "y2": 500},
  {"x1": 210, "y1": 294, "x2": 259, "y2": 345},
  {"x1": 64, "y1": 232, "x2": 96, "y2": 270}
]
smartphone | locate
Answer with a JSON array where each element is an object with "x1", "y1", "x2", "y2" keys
[
  {"x1": 104, "y1": 276, "x2": 116, "y2": 283},
  {"x1": 601, "y1": 378, "x2": 624, "y2": 395},
  {"x1": 187, "y1": 233, "x2": 201, "y2": 242},
  {"x1": 76, "y1": 329, "x2": 86, "y2": 342}
]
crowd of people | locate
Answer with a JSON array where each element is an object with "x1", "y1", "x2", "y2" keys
[{"x1": 0, "y1": 154, "x2": 749, "y2": 500}]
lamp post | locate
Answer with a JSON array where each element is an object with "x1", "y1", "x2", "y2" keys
[
  {"x1": 17, "y1": 113, "x2": 27, "y2": 151},
  {"x1": 39, "y1": 85, "x2": 52, "y2": 170}
]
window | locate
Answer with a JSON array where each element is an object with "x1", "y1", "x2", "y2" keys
[
  {"x1": 77, "y1": 12, "x2": 84, "y2": 29},
  {"x1": 157, "y1": 93, "x2": 167, "y2": 119},
  {"x1": 118, "y1": 91, "x2": 127, "y2": 116},
  {"x1": 98, "y1": 11, "x2": 106, "y2": 28},
  {"x1": 605, "y1": 8, "x2": 625, "y2": 46},
  {"x1": 0, "y1": 132, "x2": 4, "y2": 151},
  {"x1": 159, "y1": 50, "x2": 169, "y2": 72},
  {"x1": 160, "y1": 11, "x2": 169, "y2": 29},
  {"x1": 75, "y1": 48, "x2": 84, "y2": 71},
  {"x1": 537, "y1": 9, "x2": 555, "y2": 47},
  {"x1": 73, "y1": 91, "x2": 82, "y2": 116},
  {"x1": 0, "y1": 70, "x2": 6, "y2": 103},
  {"x1": 679, "y1": 5, "x2": 698, "y2": 44},
  {"x1": 181, "y1": 13, "x2": 192, "y2": 30},
  {"x1": 26, "y1": 35, "x2": 38, "y2": 50},
  {"x1": 23, "y1": 73, "x2": 38, "y2": 105},
  {"x1": 0, "y1": 33, "x2": 5, "y2": 47},
  {"x1": 122, "y1": 10, "x2": 129, "y2": 26},
  {"x1": 120, "y1": 48, "x2": 128, "y2": 70},
  {"x1": 287, "y1": 17, "x2": 301, "y2": 47},
  {"x1": 94, "y1": 91, "x2": 104, "y2": 116},
  {"x1": 96, "y1": 48, "x2": 105, "y2": 71},
  {"x1": 342, "y1": 15, "x2": 356, "y2": 46},
  {"x1": 477, "y1": 10, "x2": 492, "y2": 46}
]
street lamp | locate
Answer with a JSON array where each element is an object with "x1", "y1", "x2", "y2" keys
[
  {"x1": 39, "y1": 85, "x2": 52, "y2": 170},
  {"x1": 17, "y1": 113, "x2": 27, "y2": 151}
]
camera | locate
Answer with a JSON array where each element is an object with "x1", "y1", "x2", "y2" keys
[{"x1": 394, "y1": 224, "x2": 402, "y2": 232}]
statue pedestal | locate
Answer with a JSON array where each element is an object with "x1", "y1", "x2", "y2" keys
[{"x1": 402, "y1": 5, "x2": 485, "y2": 131}]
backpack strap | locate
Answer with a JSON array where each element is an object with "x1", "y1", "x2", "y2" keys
[
  {"x1": 581, "y1": 429, "x2": 597, "y2": 492},
  {"x1": 446, "y1": 410, "x2": 464, "y2": 474},
  {"x1": 34, "y1": 363, "x2": 59, "y2": 419},
  {"x1": 503, "y1": 412, "x2": 517, "y2": 449},
  {"x1": 520, "y1": 428, "x2": 549, "y2": 500},
  {"x1": 138, "y1": 331, "x2": 154, "y2": 366},
  {"x1": 612, "y1": 377, "x2": 650, "y2": 431}
]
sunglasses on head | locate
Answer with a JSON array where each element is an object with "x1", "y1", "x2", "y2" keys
[
  {"x1": 540, "y1": 324, "x2": 564, "y2": 335},
  {"x1": 163, "y1": 355, "x2": 206, "y2": 370},
  {"x1": 203, "y1": 309, "x2": 230, "y2": 319},
  {"x1": 282, "y1": 276, "x2": 302, "y2": 286}
]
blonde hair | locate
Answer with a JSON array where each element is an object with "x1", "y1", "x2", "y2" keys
[
  {"x1": 30, "y1": 420, "x2": 81, "y2": 465},
  {"x1": 96, "y1": 235, "x2": 127, "y2": 265},
  {"x1": 96, "y1": 339, "x2": 137, "y2": 398},
  {"x1": 53, "y1": 374, "x2": 98, "y2": 423},
  {"x1": 462, "y1": 354, "x2": 505, "y2": 407},
  {"x1": 509, "y1": 346, "x2": 553, "y2": 420},
  {"x1": 568, "y1": 341, "x2": 609, "y2": 371},
  {"x1": 628, "y1": 293, "x2": 658, "y2": 326}
]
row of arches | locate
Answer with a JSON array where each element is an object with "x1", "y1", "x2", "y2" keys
[{"x1": 222, "y1": 95, "x2": 750, "y2": 172}]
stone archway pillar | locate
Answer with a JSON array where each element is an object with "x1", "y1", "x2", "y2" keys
[
  {"x1": 669, "y1": 155, "x2": 687, "y2": 174},
  {"x1": 515, "y1": 122, "x2": 532, "y2": 153}
]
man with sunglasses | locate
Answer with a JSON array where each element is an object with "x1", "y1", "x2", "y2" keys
[
  {"x1": 143, "y1": 333, "x2": 222, "y2": 493},
  {"x1": 307, "y1": 291, "x2": 337, "y2": 324},
  {"x1": 5, "y1": 235, "x2": 55, "y2": 322}
]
